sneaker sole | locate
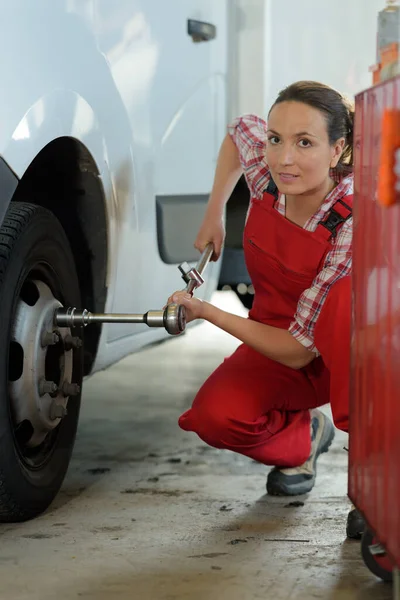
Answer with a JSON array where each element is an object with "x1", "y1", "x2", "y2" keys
[{"x1": 267, "y1": 415, "x2": 335, "y2": 496}]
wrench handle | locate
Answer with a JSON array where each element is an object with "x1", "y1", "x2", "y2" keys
[
  {"x1": 196, "y1": 242, "x2": 214, "y2": 276},
  {"x1": 185, "y1": 243, "x2": 214, "y2": 296}
]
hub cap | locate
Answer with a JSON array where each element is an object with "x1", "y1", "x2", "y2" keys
[{"x1": 9, "y1": 280, "x2": 75, "y2": 448}]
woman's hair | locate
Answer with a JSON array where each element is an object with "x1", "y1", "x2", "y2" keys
[{"x1": 269, "y1": 81, "x2": 354, "y2": 171}]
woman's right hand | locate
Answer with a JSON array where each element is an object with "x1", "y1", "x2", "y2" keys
[{"x1": 194, "y1": 212, "x2": 225, "y2": 261}]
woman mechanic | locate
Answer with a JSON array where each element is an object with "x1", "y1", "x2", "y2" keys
[{"x1": 168, "y1": 81, "x2": 357, "y2": 531}]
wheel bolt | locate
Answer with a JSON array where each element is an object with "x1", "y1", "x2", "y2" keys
[
  {"x1": 49, "y1": 403, "x2": 68, "y2": 420},
  {"x1": 64, "y1": 335, "x2": 83, "y2": 351},
  {"x1": 61, "y1": 381, "x2": 81, "y2": 397},
  {"x1": 41, "y1": 331, "x2": 60, "y2": 347},
  {"x1": 39, "y1": 379, "x2": 58, "y2": 396}
]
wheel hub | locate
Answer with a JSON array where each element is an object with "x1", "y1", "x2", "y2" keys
[{"x1": 9, "y1": 280, "x2": 77, "y2": 447}]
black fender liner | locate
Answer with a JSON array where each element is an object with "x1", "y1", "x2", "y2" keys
[{"x1": 0, "y1": 158, "x2": 19, "y2": 225}]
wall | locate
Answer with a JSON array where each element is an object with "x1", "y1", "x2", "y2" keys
[{"x1": 228, "y1": 0, "x2": 387, "y2": 120}]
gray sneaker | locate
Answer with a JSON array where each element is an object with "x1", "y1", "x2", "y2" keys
[{"x1": 266, "y1": 409, "x2": 335, "y2": 496}]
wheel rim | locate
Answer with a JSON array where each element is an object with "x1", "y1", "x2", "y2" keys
[{"x1": 8, "y1": 273, "x2": 79, "y2": 468}]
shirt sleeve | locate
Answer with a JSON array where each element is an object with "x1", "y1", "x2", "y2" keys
[
  {"x1": 288, "y1": 218, "x2": 353, "y2": 354},
  {"x1": 228, "y1": 114, "x2": 270, "y2": 199}
]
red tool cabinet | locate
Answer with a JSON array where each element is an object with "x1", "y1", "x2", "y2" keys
[{"x1": 349, "y1": 75, "x2": 400, "y2": 587}]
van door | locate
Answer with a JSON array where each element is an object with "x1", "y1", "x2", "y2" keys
[{"x1": 95, "y1": 0, "x2": 227, "y2": 344}]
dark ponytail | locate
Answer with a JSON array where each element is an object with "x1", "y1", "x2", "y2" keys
[
  {"x1": 339, "y1": 99, "x2": 354, "y2": 168},
  {"x1": 270, "y1": 81, "x2": 354, "y2": 173}
]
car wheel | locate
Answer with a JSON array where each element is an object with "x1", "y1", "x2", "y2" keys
[{"x1": 0, "y1": 202, "x2": 83, "y2": 522}]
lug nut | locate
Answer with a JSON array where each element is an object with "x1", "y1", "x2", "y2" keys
[
  {"x1": 39, "y1": 379, "x2": 58, "y2": 396},
  {"x1": 41, "y1": 331, "x2": 60, "y2": 347},
  {"x1": 64, "y1": 335, "x2": 83, "y2": 351},
  {"x1": 61, "y1": 381, "x2": 81, "y2": 397},
  {"x1": 49, "y1": 403, "x2": 68, "y2": 420}
]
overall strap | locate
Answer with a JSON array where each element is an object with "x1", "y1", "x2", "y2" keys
[
  {"x1": 314, "y1": 196, "x2": 353, "y2": 241},
  {"x1": 261, "y1": 177, "x2": 279, "y2": 206}
]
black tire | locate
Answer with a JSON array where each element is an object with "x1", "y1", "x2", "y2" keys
[
  {"x1": 361, "y1": 528, "x2": 393, "y2": 583},
  {"x1": 0, "y1": 202, "x2": 83, "y2": 522},
  {"x1": 234, "y1": 290, "x2": 254, "y2": 310}
]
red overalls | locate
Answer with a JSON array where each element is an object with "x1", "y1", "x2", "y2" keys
[{"x1": 179, "y1": 179, "x2": 352, "y2": 467}]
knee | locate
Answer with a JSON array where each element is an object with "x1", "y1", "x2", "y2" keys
[
  {"x1": 180, "y1": 391, "x2": 233, "y2": 448},
  {"x1": 315, "y1": 275, "x2": 351, "y2": 343},
  {"x1": 325, "y1": 276, "x2": 351, "y2": 311}
]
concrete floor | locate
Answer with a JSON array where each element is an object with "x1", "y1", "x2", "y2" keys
[{"x1": 0, "y1": 292, "x2": 393, "y2": 600}]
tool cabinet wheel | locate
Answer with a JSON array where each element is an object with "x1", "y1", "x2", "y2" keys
[
  {"x1": 361, "y1": 528, "x2": 393, "y2": 582},
  {"x1": 346, "y1": 507, "x2": 365, "y2": 540}
]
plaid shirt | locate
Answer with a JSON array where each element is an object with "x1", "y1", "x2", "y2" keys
[{"x1": 228, "y1": 114, "x2": 353, "y2": 353}]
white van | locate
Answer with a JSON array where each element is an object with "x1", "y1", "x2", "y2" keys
[
  {"x1": 0, "y1": 0, "x2": 385, "y2": 522},
  {"x1": 0, "y1": 0, "x2": 232, "y2": 522}
]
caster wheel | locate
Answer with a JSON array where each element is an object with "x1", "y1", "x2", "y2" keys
[
  {"x1": 347, "y1": 508, "x2": 365, "y2": 540},
  {"x1": 361, "y1": 528, "x2": 393, "y2": 582}
]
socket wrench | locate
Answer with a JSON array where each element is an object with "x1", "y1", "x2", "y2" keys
[{"x1": 54, "y1": 243, "x2": 214, "y2": 335}]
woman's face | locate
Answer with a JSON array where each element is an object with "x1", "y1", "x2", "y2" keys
[{"x1": 266, "y1": 101, "x2": 345, "y2": 196}]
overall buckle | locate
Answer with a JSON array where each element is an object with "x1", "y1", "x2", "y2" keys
[{"x1": 319, "y1": 208, "x2": 347, "y2": 237}]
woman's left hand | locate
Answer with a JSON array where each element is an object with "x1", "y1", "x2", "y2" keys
[{"x1": 167, "y1": 291, "x2": 205, "y2": 323}]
